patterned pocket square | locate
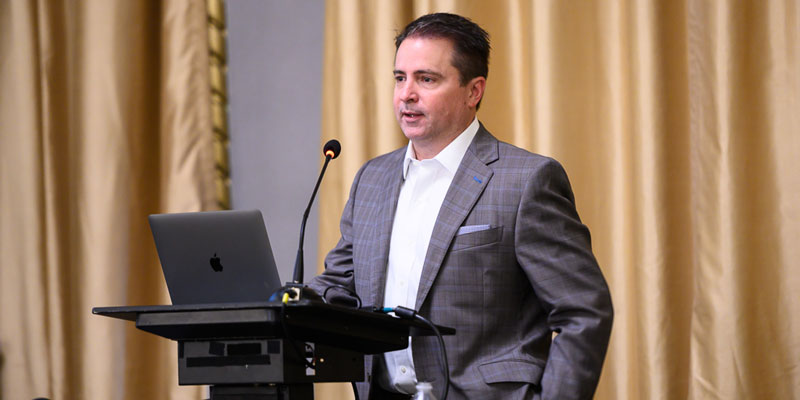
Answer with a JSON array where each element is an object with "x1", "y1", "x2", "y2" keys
[{"x1": 456, "y1": 224, "x2": 492, "y2": 235}]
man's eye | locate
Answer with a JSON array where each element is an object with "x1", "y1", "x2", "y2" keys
[
  {"x1": 395, "y1": 76, "x2": 405, "y2": 82},
  {"x1": 421, "y1": 76, "x2": 434, "y2": 83}
]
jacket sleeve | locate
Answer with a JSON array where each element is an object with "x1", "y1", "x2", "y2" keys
[{"x1": 514, "y1": 158, "x2": 614, "y2": 400}]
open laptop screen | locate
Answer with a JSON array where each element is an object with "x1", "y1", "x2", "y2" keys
[{"x1": 148, "y1": 209, "x2": 281, "y2": 305}]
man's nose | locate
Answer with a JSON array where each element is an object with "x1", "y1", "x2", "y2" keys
[{"x1": 398, "y1": 82, "x2": 418, "y2": 103}]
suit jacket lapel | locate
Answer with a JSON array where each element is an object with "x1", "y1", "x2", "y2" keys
[
  {"x1": 368, "y1": 151, "x2": 405, "y2": 308},
  {"x1": 415, "y1": 125, "x2": 499, "y2": 310}
]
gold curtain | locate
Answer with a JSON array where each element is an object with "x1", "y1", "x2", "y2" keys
[
  {"x1": 318, "y1": 0, "x2": 800, "y2": 399},
  {"x1": 0, "y1": 0, "x2": 217, "y2": 398}
]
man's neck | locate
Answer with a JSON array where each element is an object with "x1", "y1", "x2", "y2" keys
[{"x1": 411, "y1": 116, "x2": 476, "y2": 160}]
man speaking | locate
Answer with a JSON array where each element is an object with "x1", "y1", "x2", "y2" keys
[{"x1": 310, "y1": 13, "x2": 613, "y2": 400}]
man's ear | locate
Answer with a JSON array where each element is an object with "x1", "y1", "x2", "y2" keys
[{"x1": 466, "y1": 76, "x2": 486, "y2": 108}]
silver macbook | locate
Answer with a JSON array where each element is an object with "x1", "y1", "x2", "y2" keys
[{"x1": 148, "y1": 209, "x2": 282, "y2": 305}]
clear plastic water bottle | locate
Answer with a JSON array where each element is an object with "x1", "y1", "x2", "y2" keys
[{"x1": 412, "y1": 382, "x2": 438, "y2": 400}]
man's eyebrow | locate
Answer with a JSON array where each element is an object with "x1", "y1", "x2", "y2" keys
[{"x1": 393, "y1": 69, "x2": 444, "y2": 78}]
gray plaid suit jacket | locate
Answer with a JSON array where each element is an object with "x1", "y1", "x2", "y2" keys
[{"x1": 310, "y1": 124, "x2": 613, "y2": 400}]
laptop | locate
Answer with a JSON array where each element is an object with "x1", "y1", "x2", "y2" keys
[{"x1": 148, "y1": 209, "x2": 282, "y2": 305}]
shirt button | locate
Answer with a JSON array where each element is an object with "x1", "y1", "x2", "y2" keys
[{"x1": 400, "y1": 366, "x2": 407, "y2": 374}]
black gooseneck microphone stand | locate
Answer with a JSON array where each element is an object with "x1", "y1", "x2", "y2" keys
[{"x1": 271, "y1": 139, "x2": 341, "y2": 303}]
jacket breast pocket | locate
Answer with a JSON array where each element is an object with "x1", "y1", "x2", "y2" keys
[{"x1": 450, "y1": 225, "x2": 503, "y2": 252}]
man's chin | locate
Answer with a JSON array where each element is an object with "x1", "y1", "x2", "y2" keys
[{"x1": 400, "y1": 126, "x2": 429, "y2": 141}]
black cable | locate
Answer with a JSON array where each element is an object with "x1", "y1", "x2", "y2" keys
[
  {"x1": 351, "y1": 381, "x2": 361, "y2": 400},
  {"x1": 322, "y1": 284, "x2": 363, "y2": 308},
  {"x1": 412, "y1": 313, "x2": 449, "y2": 400},
  {"x1": 390, "y1": 306, "x2": 450, "y2": 400},
  {"x1": 279, "y1": 300, "x2": 316, "y2": 370}
]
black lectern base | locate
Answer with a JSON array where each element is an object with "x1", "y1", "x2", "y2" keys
[{"x1": 209, "y1": 384, "x2": 313, "y2": 400}]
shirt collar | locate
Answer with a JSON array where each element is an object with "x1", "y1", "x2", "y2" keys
[{"x1": 402, "y1": 117, "x2": 479, "y2": 179}]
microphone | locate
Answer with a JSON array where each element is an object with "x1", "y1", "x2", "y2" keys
[
  {"x1": 323, "y1": 139, "x2": 341, "y2": 160},
  {"x1": 294, "y1": 139, "x2": 340, "y2": 283},
  {"x1": 271, "y1": 139, "x2": 341, "y2": 303}
]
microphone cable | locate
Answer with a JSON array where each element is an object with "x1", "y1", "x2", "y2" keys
[
  {"x1": 382, "y1": 306, "x2": 450, "y2": 400},
  {"x1": 321, "y1": 284, "x2": 362, "y2": 309}
]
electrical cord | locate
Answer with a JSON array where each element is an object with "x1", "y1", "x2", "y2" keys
[
  {"x1": 322, "y1": 284, "x2": 362, "y2": 308},
  {"x1": 382, "y1": 306, "x2": 450, "y2": 400}
]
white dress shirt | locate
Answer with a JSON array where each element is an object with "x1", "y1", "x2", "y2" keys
[{"x1": 380, "y1": 117, "x2": 479, "y2": 394}]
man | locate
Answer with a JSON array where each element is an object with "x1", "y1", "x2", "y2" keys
[{"x1": 310, "y1": 13, "x2": 613, "y2": 400}]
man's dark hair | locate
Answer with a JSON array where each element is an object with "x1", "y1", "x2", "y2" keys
[{"x1": 395, "y1": 12, "x2": 491, "y2": 87}]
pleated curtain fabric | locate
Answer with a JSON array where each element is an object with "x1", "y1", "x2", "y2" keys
[
  {"x1": 317, "y1": 1, "x2": 800, "y2": 399},
  {"x1": 0, "y1": 0, "x2": 217, "y2": 399},
  {"x1": 2, "y1": 0, "x2": 799, "y2": 399}
]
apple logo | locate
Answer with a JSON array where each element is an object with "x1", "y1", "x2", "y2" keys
[{"x1": 210, "y1": 253, "x2": 224, "y2": 272}]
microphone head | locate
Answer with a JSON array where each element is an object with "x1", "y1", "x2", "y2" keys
[{"x1": 323, "y1": 139, "x2": 341, "y2": 159}]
